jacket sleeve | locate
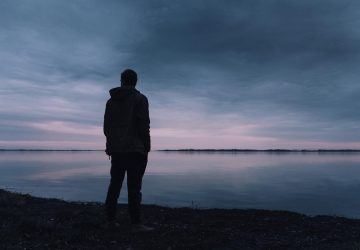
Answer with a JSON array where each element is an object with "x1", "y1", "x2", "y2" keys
[
  {"x1": 103, "y1": 99, "x2": 111, "y2": 155},
  {"x1": 103, "y1": 99, "x2": 111, "y2": 137},
  {"x1": 136, "y1": 95, "x2": 151, "y2": 152}
]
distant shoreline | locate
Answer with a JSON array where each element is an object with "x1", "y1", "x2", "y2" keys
[
  {"x1": 160, "y1": 149, "x2": 360, "y2": 152},
  {"x1": 0, "y1": 149, "x2": 103, "y2": 152},
  {"x1": 1, "y1": 148, "x2": 360, "y2": 152}
]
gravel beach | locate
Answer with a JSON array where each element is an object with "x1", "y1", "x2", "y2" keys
[{"x1": 1, "y1": 189, "x2": 360, "y2": 249}]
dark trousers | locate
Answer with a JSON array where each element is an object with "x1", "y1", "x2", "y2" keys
[{"x1": 105, "y1": 152, "x2": 147, "y2": 224}]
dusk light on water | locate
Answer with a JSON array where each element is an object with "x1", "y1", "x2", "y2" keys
[{"x1": 2, "y1": 150, "x2": 360, "y2": 218}]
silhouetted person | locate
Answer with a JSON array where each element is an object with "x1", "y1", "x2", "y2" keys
[{"x1": 104, "y1": 69, "x2": 152, "y2": 232}]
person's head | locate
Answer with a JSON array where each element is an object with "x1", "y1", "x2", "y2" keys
[{"x1": 120, "y1": 69, "x2": 138, "y2": 86}]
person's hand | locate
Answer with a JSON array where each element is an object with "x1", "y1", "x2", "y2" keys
[{"x1": 105, "y1": 150, "x2": 111, "y2": 160}]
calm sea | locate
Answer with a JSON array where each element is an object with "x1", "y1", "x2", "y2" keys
[{"x1": 1, "y1": 151, "x2": 360, "y2": 218}]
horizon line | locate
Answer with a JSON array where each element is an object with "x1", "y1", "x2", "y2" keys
[{"x1": 1, "y1": 148, "x2": 360, "y2": 152}]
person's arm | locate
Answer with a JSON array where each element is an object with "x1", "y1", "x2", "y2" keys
[
  {"x1": 103, "y1": 99, "x2": 111, "y2": 155},
  {"x1": 103, "y1": 100, "x2": 111, "y2": 136},
  {"x1": 136, "y1": 96, "x2": 151, "y2": 152}
]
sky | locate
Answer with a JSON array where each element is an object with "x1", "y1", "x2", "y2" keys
[{"x1": 1, "y1": 0, "x2": 360, "y2": 150}]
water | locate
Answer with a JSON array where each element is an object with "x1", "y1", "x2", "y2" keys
[{"x1": 1, "y1": 151, "x2": 360, "y2": 218}]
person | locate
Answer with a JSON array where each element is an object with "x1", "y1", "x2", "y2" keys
[{"x1": 103, "y1": 69, "x2": 152, "y2": 232}]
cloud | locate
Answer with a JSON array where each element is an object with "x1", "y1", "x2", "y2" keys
[{"x1": 0, "y1": 0, "x2": 360, "y2": 149}]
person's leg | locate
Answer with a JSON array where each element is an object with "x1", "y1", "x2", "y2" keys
[
  {"x1": 105, "y1": 153, "x2": 127, "y2": 222},
  {"x1": 126, "y1": 153, "x2": 148, "y2": 224},
  {"x1": 140, "y1": 153, "x2": 148, "y2": 178}
]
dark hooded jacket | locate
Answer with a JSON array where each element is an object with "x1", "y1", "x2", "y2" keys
[{"x1": 103, "y1": 86, "x2": 150, "y2": 154}]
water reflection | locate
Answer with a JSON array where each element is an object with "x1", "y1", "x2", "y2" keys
[{"x1": 1, "y1": 151, "x2": 360, "y2": 217}]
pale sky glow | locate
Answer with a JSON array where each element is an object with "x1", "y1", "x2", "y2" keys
[
  {"x1": 28, "y1": 121, "x2": 102, "y2": 136},
  {"x1": 1, "y1": 0, "x2": 360, "y2": 150}
]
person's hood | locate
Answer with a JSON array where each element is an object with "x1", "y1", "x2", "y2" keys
[{"x1": 109, "y1": 86, "x2": 139, "y2": 101}]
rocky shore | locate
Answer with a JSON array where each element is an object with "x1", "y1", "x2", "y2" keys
[{"x1": 1, "y1": 189, "x2": 360, "y2": 249}]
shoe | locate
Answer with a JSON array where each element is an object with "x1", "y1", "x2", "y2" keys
[{"x1": 131, "y1": 223, "x2": 154, "y2": 233}]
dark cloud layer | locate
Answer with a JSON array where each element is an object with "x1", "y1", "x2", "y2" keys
[
  {"x1": 0, "y1": 0, "x2": 360, "y2": 149},
  {"x1": 127, "y1": 0, "x2": 360, "y2": 117}
]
